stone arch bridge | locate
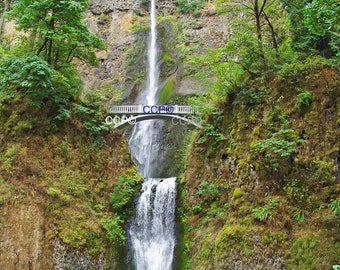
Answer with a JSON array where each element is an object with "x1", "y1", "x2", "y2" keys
[{"x1": 105, "y1": 105, "x2": 202, "y2": 129}]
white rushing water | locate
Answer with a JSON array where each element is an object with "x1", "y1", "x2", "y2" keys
[
  {"x1": 127, "y1": 0, "x2": 161, "y2": 178},
  {"x1": 128, "y1": 178, "x2": 177, "y2": 270},
  {"x1": 127, "y1": 0, "x2": 177, "y2": 269}
]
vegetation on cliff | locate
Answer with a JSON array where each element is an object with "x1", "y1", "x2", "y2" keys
[
  {"x1": 176, "y1": 0, "x2": 339, "y2": 269},
  {"x1": 0, "y1": 0, "x2": 141, "y2": 268}
]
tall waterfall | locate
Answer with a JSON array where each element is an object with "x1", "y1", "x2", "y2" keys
[
  {"x1": 127, "y1": 0, "x2": 177, "y2": 269},
  {"x1": 127, "y1": 0, "x2": 161, "y2": 178}
]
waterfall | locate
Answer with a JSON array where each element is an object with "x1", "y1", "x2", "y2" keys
[
  {"x1": 128, "y1": 178, "x2": 177, "y2": 270},
  {"x1": 127, "y1": 0, "x2": 161, "y2": 178},
  {"x1": 127, "y1": 0, "x2": 177, "y2": 269}
]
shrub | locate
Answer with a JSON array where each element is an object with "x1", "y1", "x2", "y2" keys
[
  {"x1": 252, "y1": 199, "x2": 277, "y2": 222},
  {"x1": 177, "y1": 0, "x2": 206, "y2": 13},
  {"x1": 196, "y1": 180, "x2": 219, "y2": 204},
  {"x1": 0, "y1": 56, "x2": 76, "y2": 108},
  {"x1": 254, "y1": 128, "x2": 301, "y2": 167},
  {"x1": 101, "y1": 216, "x2": 126, "y2": 243},
  {"x1": 110, "y1": 170, "x2": 142, "y2": 218},
  {"x1": 295, "y1": 91, "x2": 313, "y2": 110},
  {"x1": 329, "y1": 198, "x2": 340, "y2": 216}
]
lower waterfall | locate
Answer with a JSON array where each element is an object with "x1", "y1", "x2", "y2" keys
[{"x1": 128, "y1": 178, "x2": 177, "y2": 270}]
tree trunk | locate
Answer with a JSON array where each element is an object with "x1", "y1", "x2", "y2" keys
[
  {"x1": 0, "y1": 0, "x2": 10, "y2": 35},
  {"x1": 252, "y1": 0, "x2": 266, "y2": 63},
  {"x1": 263, "y1": 11, "x2": 278, "y2": 54}
]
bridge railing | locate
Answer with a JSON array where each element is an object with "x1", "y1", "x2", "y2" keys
[
  {"x1": 108, "y1": 105, "x2": 200, "y2": 115},
  {"x1": 108, "y1": 105, "x2": 142, "y2": 114}
]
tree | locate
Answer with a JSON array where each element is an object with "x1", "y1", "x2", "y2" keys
[
  {"x1": 280, "y1": 0, "x2": 339, "y2": 57},
  {"x1": 303, "y1": 0, "x2": 340, "y2": 57},
  {"x1": 5, "y1": 0, "x2": 105, "y2": 69},
  {"x1": 236, "y1": 0, "x2": 281, "y2": 62},
  {"x1": 0, "y1": 0, "x2": 105, "y2": 121},
  {"x1": 219, "y1": 0, "x2": 285, "y2": 74}
]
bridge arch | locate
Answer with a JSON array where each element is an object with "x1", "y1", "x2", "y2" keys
[{"x1": 105, "y1": 114, "x2": 202, "y2": 129}]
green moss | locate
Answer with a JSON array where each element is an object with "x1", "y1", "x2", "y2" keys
[
  {"x1": 214, "y1": 223, "x2": 252, "y2": 259},
  {"x1": 159, "y1": 79, "x2": 175, "y2": 104},
  {"x1": 287, "y1": 233, "x2": 340, "y2": 269},
  {"x1": 174, "y1": 183, "x2": 192, "y2": 270},
  {"x1": 0, "y1": 177, "x2": 14, "y2": 205},
  {"x1": 233, "y1": 187, "x2": 243, "y2": 199}
]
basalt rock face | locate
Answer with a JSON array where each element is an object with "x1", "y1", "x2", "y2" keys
[
  {"x1": 81, "y1": 0, "x2": 230, "y2": 103},
  {"x1": 89, "y1": 0, "x2": 143, "y2": 14}
]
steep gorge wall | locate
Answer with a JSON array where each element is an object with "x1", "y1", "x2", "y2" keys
[
  {"x1": 180, "y1": 65, "x2": 339, "y2": 269},
  {"x1": 81, "y1": 0, "x2": 230, "y2": 103},
  {"x1": 0, "y1": 114, "x2": 138, "y2": 269}
]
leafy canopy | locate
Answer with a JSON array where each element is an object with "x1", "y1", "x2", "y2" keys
[
  {"x1": 0, "y1": 0, "x2": 106, "y2": 122},
  {"x1": 5, "y1": 0, "x2": 105, "y2": 69},
  {"x1": 0, "y1": 55, "x2": 77, "y2": 108},
  {"x1": 303, "y1": 0, "x2": 340, "y2": 57}
]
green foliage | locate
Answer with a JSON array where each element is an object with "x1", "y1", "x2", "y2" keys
[
  {"x1": 293, "y1": 208, "x2": 305, "y2": 223},
  {"x1": 110, "y1": 170, "x2": 142, "y2": 218},
  {"x1": 5, "y1": 0, "x2": 105, "y2": 68},
  {"x1": 252, "y1": 199, "x2": 277, "y2": 222},
  {"x1": 192, "y1": 204, "x2": 203, "y2": 214},
  {"x1": 197, "y1": 123, "x2": 226, "y2": 144},
  {"x1": 196, "y1": 180, "x2": 219, "y2": 204},
  {"x1": 254, "y1": 128, "x2": 300, "y2": 167},
  {"x1": 0, "y1": 55, "x2": 80, "y2": 123},
  {"x1": 295, "y1": 91, "x2": 313, "y2": 110},
  {"x1": 176, "y1": 0, "x2": 206, "y2": 14},
  {"x1": 281, "y1": 0, "x2": 339, "y2": 58},
  {"x1": 0, "y1": 56, "x2": 71, "y2": 106},
  {"x1": 303, "y1": 0, "x2": 340, "y2": 57},
  {"x1": 3, "y1": 110, "x2": 33, "y2": 137},
  {"x1": 280, "y1": 0, "x2": 316, "y2": 52},
  {"x1": 303, "y1": 0, "x2": 339, "y2": 37},
  {"x1": 4, "y1": 144, "x2": 18, "y2": 165},
  {"x1": 101, "y1": 216, "x2": 126, "y2": 243},
  {"x1": 71, "y1": 102, "x2": 110, "y2": 147},
  {"x1": 82, "y1": 119, "x2": 109, "y2": 137},
  {"x1": 329, "y1": 198, "x2": 340, "y2": 216}
]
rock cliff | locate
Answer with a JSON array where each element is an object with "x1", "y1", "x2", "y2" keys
[{"x1": 80, "y1": 0, "x2": 230, "y2": 102}]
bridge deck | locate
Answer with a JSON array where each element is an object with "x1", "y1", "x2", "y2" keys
[{"x1": 109, "y1": 105, "x2": 199, "y2": 115}]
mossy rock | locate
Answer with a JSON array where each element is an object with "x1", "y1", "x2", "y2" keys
[
  {"x1": 233, "y1": 187, "x2": 243, "y2": 199},
  {"x1": 159, "y1": 79, "x2": 175, "y2": 104}
]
